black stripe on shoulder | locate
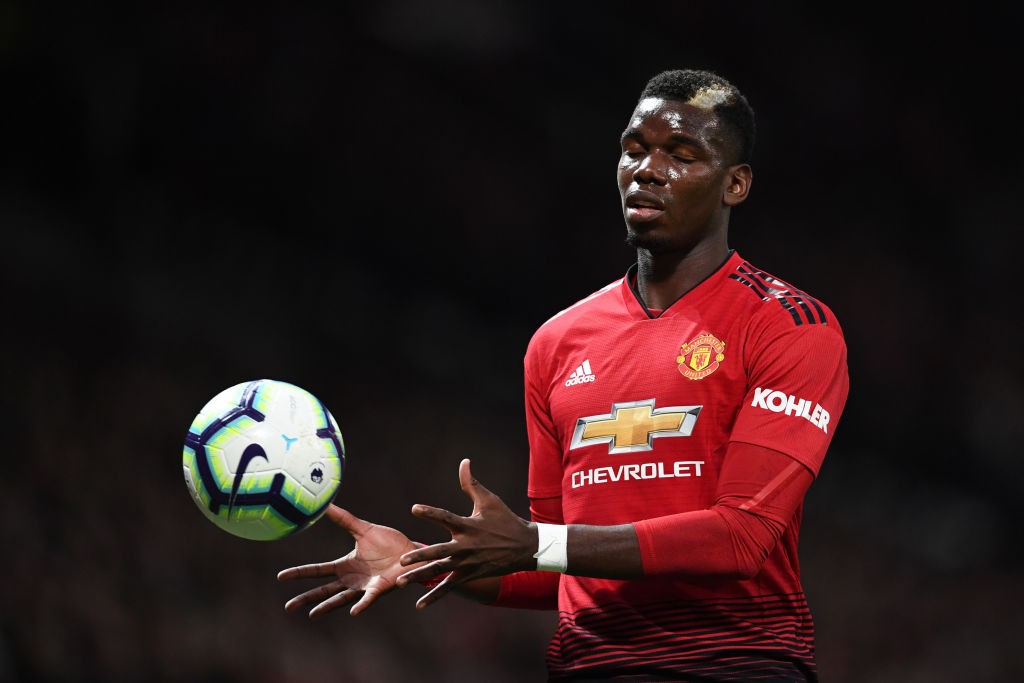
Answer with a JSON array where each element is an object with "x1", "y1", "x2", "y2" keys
[
  {"x1": 732, "y1": 262, "x2": 827, "y2": 326},
  {"x1": 789, "y1": 284, "x2": 827, "y2": 324},
  {"x1": 729, "y1": 272, "x2": 802, "y2": 325}
]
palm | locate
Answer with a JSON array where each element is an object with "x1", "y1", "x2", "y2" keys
[
  {"x1": 278, "y1": 505, "x2": 419, "y2": 617},
  {"x1": 333, "y1": 523, "x2": 416, "y2": 592}
]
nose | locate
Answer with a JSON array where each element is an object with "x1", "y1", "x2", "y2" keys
[{"x1": 633, "y1": 150, "x2": 668, "y2": 186}]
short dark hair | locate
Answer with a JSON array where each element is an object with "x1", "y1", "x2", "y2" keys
[{"x1": 640, "y1": 69, "x2": 756, "y2": 165}]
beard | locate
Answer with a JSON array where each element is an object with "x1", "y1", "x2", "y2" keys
[{"x1": 625, "y1": 228, "x2": 674, "y2": 252}]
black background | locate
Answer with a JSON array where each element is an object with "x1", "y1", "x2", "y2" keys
[{"x1": 3, "y1": 2, "x2": 1023, "y2": 681}]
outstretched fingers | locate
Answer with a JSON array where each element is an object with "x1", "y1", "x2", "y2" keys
[
  {"x1": 413, "y1": 565, "x2": 491, "y2": 610},
  {"x1": 283, "y1": 579, "x2": 347, "y2": 613},
  {"x1": 348, "y1": 581, "x2": 392, "y2": 616},
  {"x1": 396, "y1": 558, "x2": 452, "y2": 587},
  {"x1": 283, "y1": 577, "x2": 380, "y2": 618},
  {"x1": 414, "y1": 571, "x2": 457, "y2": 610},
  {"x1": 409, "y1": 502, "x2": 463, "y2": 526},
  {"x1": 278, "y1": 561, "x2": 338, "y2": 582},
  {"x1": 309, "y1": 587, "x2": 364, "y2": 619},
  {"x1": 398, "y1": 537, "x2": 459, "y2": 568}
]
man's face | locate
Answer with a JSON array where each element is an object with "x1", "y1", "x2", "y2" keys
[{"x1": 617, "y1": 97, "x2": 737, "y2": 253}]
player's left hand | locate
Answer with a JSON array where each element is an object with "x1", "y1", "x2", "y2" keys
[{"x1": 396, "y1": 458, "x2": 537, "y2": 609}]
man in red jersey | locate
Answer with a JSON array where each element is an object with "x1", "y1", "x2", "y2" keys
[{"x1": 279, "y1": 68, "x2": 849, "y2": 682}]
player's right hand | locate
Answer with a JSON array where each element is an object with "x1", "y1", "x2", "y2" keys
[{"x1": 277, "y1": 505, "x2": 427, "y2": 617}]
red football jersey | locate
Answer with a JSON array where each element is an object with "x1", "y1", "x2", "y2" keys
[{"x1": 523, "y1": 251, "x2": 849, "y2": 680}]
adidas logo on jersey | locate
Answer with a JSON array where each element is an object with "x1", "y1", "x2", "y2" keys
[{"x1": 565, "y1": 360, "x2": 597, "y2": 387}]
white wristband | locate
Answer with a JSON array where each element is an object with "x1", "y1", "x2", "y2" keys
[{"x1": 533, "y1": 523, "x2": 568, "y2": 573}]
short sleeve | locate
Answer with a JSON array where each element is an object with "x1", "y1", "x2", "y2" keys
[{"x1": 729, "y1": 319, "x2": 849, "y2": 476}]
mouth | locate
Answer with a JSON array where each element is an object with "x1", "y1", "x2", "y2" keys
[{"x1": 624, "y1": 190, "x2": 665, "y2": 222}]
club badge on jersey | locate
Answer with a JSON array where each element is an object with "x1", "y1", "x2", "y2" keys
[{"x1": 676, "y1": 331, "x2": 726, "y2": 380}]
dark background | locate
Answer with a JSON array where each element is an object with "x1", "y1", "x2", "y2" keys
[{"x1": 3, "y1": 2, "x2": 1022, "y2": 681}]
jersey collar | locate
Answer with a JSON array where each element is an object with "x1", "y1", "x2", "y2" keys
[{"x1": 622, "y1": 250, "x2": 740, "y2": 320}]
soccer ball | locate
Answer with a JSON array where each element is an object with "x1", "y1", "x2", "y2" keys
[{"x1": 182, "y1": 379, "x2": 345, "y2": 541}]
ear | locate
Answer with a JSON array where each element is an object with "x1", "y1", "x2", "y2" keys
[{"x1": 722, "y1": 164, "x2": 752, "y2": 207}]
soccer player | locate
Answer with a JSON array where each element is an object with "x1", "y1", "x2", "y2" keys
[{"x1": 279, "y1": 68, "x2": 849, "y2": 681}]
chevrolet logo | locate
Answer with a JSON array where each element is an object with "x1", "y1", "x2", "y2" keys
[{"x1": 570, "y1": 399, "x2": 702, "y2": 454}]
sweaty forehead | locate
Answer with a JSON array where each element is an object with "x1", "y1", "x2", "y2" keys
[{"x1": 627, "y1": 97, "x2": 720, "y2": 137}]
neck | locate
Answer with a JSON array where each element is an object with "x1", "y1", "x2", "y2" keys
[{"x1": 635, "y1": 242, "x2": 730, "y2": 310}]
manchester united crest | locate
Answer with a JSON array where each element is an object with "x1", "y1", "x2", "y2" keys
[{"x1": 676, "y1": 331, "x2": 726, "y2": 380}]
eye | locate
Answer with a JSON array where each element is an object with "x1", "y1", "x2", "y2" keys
[{"x1": 621, "y1": 145, "x2": 645, "y2": 159}]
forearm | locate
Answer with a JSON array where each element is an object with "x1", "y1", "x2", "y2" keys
[
  {"x1": 400, "y1": 447, "x2": 807, "y2": 604},
  {"x1": 527, "y1": 503, "x2": 777, "y2": 582},
  {"x1": 553, "y1": 444, "x2": 809, "y2": 581},
  {"x1": 559, "y1": 507, "x2": 777, "y2": 581},
  {"x1": 563, "y1": 523, "x2": 644, "y2": 579},
  {"x1": 534, "y1": 488, "x2": 645, "y2": 578},
  {"x1": 632, "y1": 506, "x2": 783, "y2": 579}
]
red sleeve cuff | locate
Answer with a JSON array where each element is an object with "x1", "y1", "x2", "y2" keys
[{"x1": 492, "y1": 571, "x2": 559, "y2": 610}]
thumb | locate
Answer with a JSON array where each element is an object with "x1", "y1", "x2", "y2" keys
[
  {"x1": 458, "y1": 458, "x2": 476, "y2": 494},
  {"x1": 326, "y1": 504, "x2": 370, "y2": 538},
  {"x1": 459, "y1": 458, "x2": 493, "y2": 507}
]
